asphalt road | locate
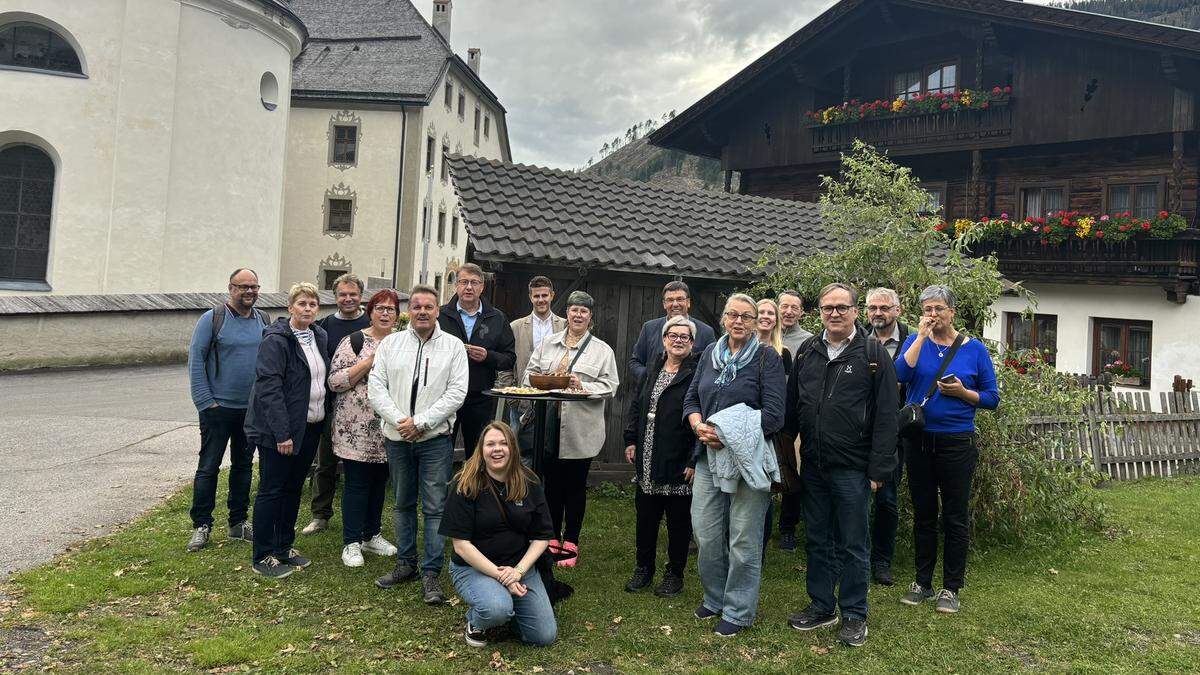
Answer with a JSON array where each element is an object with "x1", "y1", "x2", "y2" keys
[{"x1": 0, "y1": 364, "x2": 201, "y2": 578}]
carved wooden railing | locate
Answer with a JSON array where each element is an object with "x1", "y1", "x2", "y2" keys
[{"x1": 808, "y1": 100, "x2": 1013, "y2": 154}]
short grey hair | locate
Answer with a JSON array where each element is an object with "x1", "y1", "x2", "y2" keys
[
  {"x1": 661, "y1": 315, "x2": 697, "y2": 339},
  {"x1": 918, "y1": 284, "x2": 956, "y2": 309},
  {"x1": 866, "y1": 287, "x2": 900, "y2": 306}
]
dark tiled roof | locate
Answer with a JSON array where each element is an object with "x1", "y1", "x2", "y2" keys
[
  {"x1": 651, "y1": 0, "x2": 1200, "y2": 156},
  {"x1": 287, "y1": 0, "x2": 503, "y2": 109},
  {"x1": 449, "y1": 155, "x2": 837, "y2": 280}
]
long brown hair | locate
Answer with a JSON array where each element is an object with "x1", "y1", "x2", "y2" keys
[{"x1": 453, "y1": 421, "x2": 536, "y2": 502}]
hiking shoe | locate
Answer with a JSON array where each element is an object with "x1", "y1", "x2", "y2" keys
[
  {"x1": 252, "y1": 556, "x2": 294, "y2": 579},
  {"x1": 872, "y1": 564, "x2": 895, "y2": 586},
  {"x1": 838, "y1": 618, "x2": 868, "y2": 647},
  {"x1": 361, "y1": 534, "x2": 398, "y2": 557},
  {"x1": 422, "y1": 573, "x2": 446, "y2": 605},
  {"x1": 227, "y1": 521, "x2": 252, "y2": 542},
  {"x1": 714, "y1": 619, "x2": 744, "y2": 637},
  {"x1": 341, "y1": 543, "x2": 364, "y2": 567},
  {"x1": 186, "y1": 525, "x2": 211, "y2": 552},
  {"x1": 624, "y1": 566, "x2": 653, "y2": 593},
  {"x1": 788, "y1": 604, "x2": 838, "y2": 631},
  {"x1": 900, "y1": 582, "x2": 935, "y2": 606},
  {"x1": 464, "y1": 620, "x2": 487, "y2": 648},
  {"x1": 778, "y1": 532, "x2": 797, "y2": 552},
  {"x1": 280, "y1": 549, "x2": 310, "y2": 569},
  {"x1": 694, "y1": 605, "x2": 719, "y2": 620},
  {"x1": 376, "y1": 562, "x2": 419, "y2": 589},
  {"x1": 654, "y1": 571, "x2": 684, "y2": 598},
  {"x1": 935, "y1": 588, "x2": 961, "y2": 614},
  {"x1": 300, "y1": 518, "x2": 328, "y2": 536}
]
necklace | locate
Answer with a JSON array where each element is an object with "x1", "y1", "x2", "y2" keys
[
  {"x1": 564, "y1": 332, "x2": 584, "y2": 348},
  {"x1": 933, "y1": 332, "x2": 960, "y2": 358}
]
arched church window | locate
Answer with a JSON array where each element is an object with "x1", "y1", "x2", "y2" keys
[
  {"x1": 0, "y1": 22, "x2": 82, "y2": 74},
  {"x1": 0, "y1": 145, "x2": 54, "y2": 283}
]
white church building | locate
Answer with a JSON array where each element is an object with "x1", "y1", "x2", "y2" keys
[{"x1": 0, "y1": 0, "x2": 508, "y2": 298}]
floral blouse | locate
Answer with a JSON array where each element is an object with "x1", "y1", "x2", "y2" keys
[
  {"x1": 328, "y1": 332, "x2": 386, "y2": 463},
  {"x1": 640, "y1": 368, "x2": 691, "y2": 496}
]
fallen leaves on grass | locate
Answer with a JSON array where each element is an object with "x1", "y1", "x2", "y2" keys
[
  {"x1": 488, "y1": 651, "x2": 506, "y2": 670},
  {"x1": 809, "y1": 645, "x2": 829, "y2": 656},
  {"x1": 1048, "y1": 568, "x2": 1059, "y2": 575}
]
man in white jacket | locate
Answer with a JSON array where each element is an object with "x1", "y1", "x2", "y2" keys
[{"x1": 369, "y1": 285, "x2": 469, "y2": 604}]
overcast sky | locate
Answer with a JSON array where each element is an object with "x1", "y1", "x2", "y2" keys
[{"x1": 417, "y1": 0, "x2": 1056, "y2": 170}]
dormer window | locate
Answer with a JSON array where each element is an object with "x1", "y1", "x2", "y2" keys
[{"x1": 893, "y1": 61, "x2": 957, "y2": 100}]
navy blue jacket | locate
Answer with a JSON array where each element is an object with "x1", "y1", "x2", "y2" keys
[
  {"x1": 682, "y1": 343, "x2": 787, "y2": 465},
  {"x1": 244, "y1": 318, "x2": 330, "y2": 450},
  {"x1": 629, "y1": 316, "x2": 717, "y2": 384}
]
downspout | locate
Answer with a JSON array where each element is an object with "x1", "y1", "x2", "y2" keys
[{"x1": 391, "y1": 108, "x2": 408, "y2": 288}]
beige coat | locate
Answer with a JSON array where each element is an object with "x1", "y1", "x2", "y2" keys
[
  {"x1": 497, "y1": 311, "x2": 567, "y2": 387},
  {"x1": 522, "y1": 330, "x2": 619, "y2": 460}
]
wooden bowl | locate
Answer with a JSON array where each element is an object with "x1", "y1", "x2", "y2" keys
[{"x1": 530, "y1": 374, "x2": 571, "y2": 390}]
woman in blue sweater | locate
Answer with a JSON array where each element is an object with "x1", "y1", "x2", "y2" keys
[{"x1": 893, "y1": 285, "x2": 999, "y2": 615}]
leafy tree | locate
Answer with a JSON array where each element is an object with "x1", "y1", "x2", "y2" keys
[{"x1": 752, "y1": 140, "x2": 1107, "y2": 546}]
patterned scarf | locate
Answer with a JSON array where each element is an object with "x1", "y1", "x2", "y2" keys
[
  {"x1": 710, "y1": 334, "x2": 760, "y2": 388},
  {"x1": 292, "y1": 328, "x2": 314, "y2": 346}
]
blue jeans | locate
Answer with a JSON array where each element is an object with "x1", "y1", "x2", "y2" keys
[
  {"x1": 341, "y1": 458, "x2": 388, "y2": 546},
  {"x1": 802, "y1": 462, "x2": 871, "y2": 622},
  {"x1": 450, "y1": 562, "x2": 557, "y2": 646},
  {"x1": 386, "y1": 436, "x2": 453, "y2": 575},
  {"x1": 691, "y1": 456, "x2": 771, "y2": 627}
]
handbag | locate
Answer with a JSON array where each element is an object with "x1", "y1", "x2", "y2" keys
[
  {"x1": 518, "y1": 334, "x2": 592, "y2": 460},
  {"x1": 485, "y1": 479, "x2": 574, "y2": 606},
  {"x1": 752, "y1": 349, "x2": 801, "y2": 494},
  {"x1": 898, "y1": 334, "x2": 965, "y2": 438}
]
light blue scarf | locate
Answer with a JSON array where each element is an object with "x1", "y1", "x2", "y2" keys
[{"x1": 710, "y1": 334, "x2": 760, "y2": 388}]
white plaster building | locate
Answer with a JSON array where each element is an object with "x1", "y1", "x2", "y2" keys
[
  {"x1": 0, "y1": 0, "x2": 306, "y2": 295},
  {"x1": 280, "y1": 0, "x2": 511, "y2": 300}
]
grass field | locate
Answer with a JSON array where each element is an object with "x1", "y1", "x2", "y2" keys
[{"x1": 3, "y1": 476, "x2": 1200, "y2": 672}]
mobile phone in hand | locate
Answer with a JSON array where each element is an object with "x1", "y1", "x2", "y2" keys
[{"x1": 939, "y1": 374, "x2": 956, "y2": 384}]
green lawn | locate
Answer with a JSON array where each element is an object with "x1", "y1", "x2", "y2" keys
[{"x1": 4, "y1": 476, "x2": 1200, "y2": 673}]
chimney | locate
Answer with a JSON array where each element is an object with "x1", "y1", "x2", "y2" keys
[
  {"x1": 432, "y1": 0, "x2": 451, "y2": 41},
  {"x1": 467, "y1": 47, "x2": 481, "y2": 76}
]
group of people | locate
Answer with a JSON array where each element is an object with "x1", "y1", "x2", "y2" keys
[{"x1": 185, "y1": 267, "x2": 998, "y2": 649}]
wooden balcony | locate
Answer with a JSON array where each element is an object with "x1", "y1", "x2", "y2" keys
[
  {"x1": 808, "y1": 100, "x2": 1014, "y2": 156},
  {"x1": 979, "y1": 231, "x2": 1200, "y2": 303}
]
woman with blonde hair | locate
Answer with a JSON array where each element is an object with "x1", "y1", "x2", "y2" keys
[
  {"x1": 244, "y1": 282, "x2": 329, "y2": 578},
  {"x1": 756, "y1": 298, "x2": 792, "y2": 372},
  {"x1": 440, "y1": 422, "x2": 557, "y2": 648}
]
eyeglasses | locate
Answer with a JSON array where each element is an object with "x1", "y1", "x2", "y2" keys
[
  {"x1": 230, "y1": 284, "x2": 260, "y2": 292},
  {"x1": 865, "y1": 305, "x2": 896, "y2": 313},
  {"x1": 665, "y1": 333, "x2": 693, "y2": 343},
  {"x1": 457, "y1": 279, "x2": 483, "y2": 288},
  {"x1": 819, "y1": 305, "x2": 854, "y2": 316},
  {"x1": 373, "y1": 306, "x2": 398, "y2": 314},
  {"x1": 723, "y1": 311, "x2": 756, "y2": 324},
  {"x1": 922, "y1": 305, "x2": 951, "y2": 315}
]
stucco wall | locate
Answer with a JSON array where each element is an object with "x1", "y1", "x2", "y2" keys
[
  {"x1": 0, "y1": 0, "x2": 303, "y2": 295},
  {"x1": 985, "y1": 283, "x2": 1200, "y2": 393}
]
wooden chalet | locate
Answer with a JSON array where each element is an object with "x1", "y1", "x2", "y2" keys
[{"x1": 651, "y1": 0, "x2": 1200, "y2": 393}]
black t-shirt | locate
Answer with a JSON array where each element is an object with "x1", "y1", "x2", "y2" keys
[
  {"x1": 439, "y1": 477, "x2": 554, "y2": 567},
  {"x1": 317, "y1": 312, "x2": 372, "y2": 360}
]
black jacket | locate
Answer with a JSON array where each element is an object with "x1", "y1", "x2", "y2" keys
[
  {"x1": 872, "y1": 320, "x2": 911, "y2": 405},
  {"x1": 244, "y1": 318, "x2": 330, "y2": 450},
  {"x1": 437, "y1": 297, "x2": 517, "y2": 395},
  {"x1": 786, "y1": 331, "x2": 899, "y2": 482},
  {"x1": 624, "y1": 353, "x2": 699, "y2": 484}
]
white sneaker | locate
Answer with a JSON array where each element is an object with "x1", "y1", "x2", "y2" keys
[
  {"x1": 361, "y1": 534, "x2": 398, "y2": 557},
  {"x1": 341, "y1": 542, "x2": 364, "y2": 567}
]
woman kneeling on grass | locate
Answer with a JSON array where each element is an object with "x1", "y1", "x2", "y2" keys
[{"x1": 439, "y1": 422, "x2": 557, "y2": 648}]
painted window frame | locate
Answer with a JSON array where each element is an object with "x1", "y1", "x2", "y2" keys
[
  {"x1": 1005, "y1": 311, "x2": 1058, "y2": 364},
  {"x1": 892, "y1": 59, "x2": 960, "y2": 100},
  {"x1": 1092, "y1": 317, "x2": 1153, "y2": 388},
  {"x1": 329, "y1": 123, "x2": 359, "y2": 168},
  {"x1": 324, "y1": 195, "x2": 355, "y2": 236}
]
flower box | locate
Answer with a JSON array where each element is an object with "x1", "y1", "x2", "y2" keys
[{"x1": 1113, "y1": 375, "x2": 1142, "y2": 387}]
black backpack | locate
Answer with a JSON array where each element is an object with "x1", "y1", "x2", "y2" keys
[
  {"x1": 349, "y1": 330, "x2": 366, "y2": 356},
  {"x1": 209, "y1": 305, "x2": 269, "y2": 376}
]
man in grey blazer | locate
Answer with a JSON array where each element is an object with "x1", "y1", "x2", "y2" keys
[{"x1": 496, "y1": 276, "x2": 566, "y2": 423}]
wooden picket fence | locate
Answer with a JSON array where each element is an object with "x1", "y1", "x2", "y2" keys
[{"x1": 1025, "y1": 390, "x2": 1200, "y2": 480}]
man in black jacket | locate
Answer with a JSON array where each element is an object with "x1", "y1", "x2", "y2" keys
[
  {"x1": 785, "y1": 283, "x2": 899, "y2": 648},
  {"x1": 864, "y1": 287, "x2": 910, "y2": 586},
  {"x1": 437, "y1": 263, "x2": 516, "y2": 458}
]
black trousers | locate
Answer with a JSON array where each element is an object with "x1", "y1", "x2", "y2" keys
[
  {"x1": 252, "y1": 422, "x2": 323, "y2": 562},
  {"x1": 635, "y1": 488, "x2": 691, "y2": 576},
  {"x1": 456, "y1": 393, "x2": 496, "y2": 459},
  {"x1": 779, "y1": 491, "x2": 802, "y2": 535},
  {"x1": 906, "y1": 431, "x2": 978, "y2": 592},
  {"x1": 546, "y1": 457, "x2": 592, "y2": 543},
  {"x1": 309, "y1": 422, "x2": 338, "y2": 520},
  {"x1": 190, "y1": 406, "x2": 254, "y2": 529},
  {"x1": 341, "y1": 458, "x2": 388, "y2": 545}
]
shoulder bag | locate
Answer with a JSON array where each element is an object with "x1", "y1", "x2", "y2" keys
[{"x1": 897, "y1": 333, "x2": 965, "y2": 438}]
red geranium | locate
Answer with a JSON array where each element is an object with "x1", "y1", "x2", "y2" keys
[
  {"x1": 1159, "y1": 210, "x2": 1169, "y2": 218},
  {"x1": 1142, "y1": 222, "x2": 1152, "y2": 230},
  {"x1": 992, "y1": 86, "x2": 1002, "y2": 94},
  {"x1": 1096, "y1": 230, "x2": 1105, "y2": 238},
  {"x1": 1004, "y1": 85, "x2": 1012, "y2": 94}
]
